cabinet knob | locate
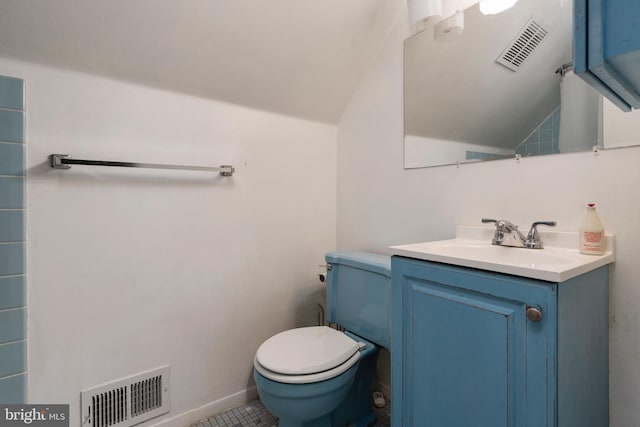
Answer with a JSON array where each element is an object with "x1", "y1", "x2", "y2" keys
[{"x1": 526, "y1": 307, "x2": 543, "y2": 322}]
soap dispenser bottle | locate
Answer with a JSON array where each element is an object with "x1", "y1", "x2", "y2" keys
[{"x1": 580, "y1": 203, "x2": 605, "y2": 255}]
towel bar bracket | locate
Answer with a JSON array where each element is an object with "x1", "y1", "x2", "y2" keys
[{"x1": 50, "y1": 154, "x2": 72, "y2": 170}]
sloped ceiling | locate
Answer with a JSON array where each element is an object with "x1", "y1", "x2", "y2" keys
[
  {"x1": 0, "y1": 0, "x2": 405, "y2": 124},
  {"x1": 405, "y1": 0, "x2": 572, "y2": 148}
]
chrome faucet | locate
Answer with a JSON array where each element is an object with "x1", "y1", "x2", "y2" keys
[{"x1": 482, "y1": 219, "x2": 556, "y2": 249}]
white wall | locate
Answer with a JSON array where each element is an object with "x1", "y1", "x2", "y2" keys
[
  {"x1": 337, "y1": 9, "x2": 640, "y2": 427},
  {"x1": 0, "y1": 58, "x2": 337, "y2": 426},
  {"x1": 604, "y1": 97, "x2": 640, "y2": 149}
]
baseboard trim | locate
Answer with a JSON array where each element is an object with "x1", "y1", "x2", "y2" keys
[
  {"x1": 152, "y1": 380, "x2": 387, "y2": 427},
  {"x1": 152, "y1": 386, "x2": 259, "y2": 427}
]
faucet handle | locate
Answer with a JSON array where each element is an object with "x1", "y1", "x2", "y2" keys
[
  {"x1": 529, "y1": 221, "x2": 557, "y2": 235},
  {"x1": 482, "y1": 219, "x2": 506, "y2": 245},
  {"x1": 483, "y1": 218, "x2": 518, "y2": 231},
  {"x1": 526, "y1": 221, "x2": 557, "y2": 249},
  {"x1": 530, "y1": 221, "x2": 557, "y2": 228}
]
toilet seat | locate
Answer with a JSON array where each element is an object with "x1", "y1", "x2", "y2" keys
[
  {"x1": 254, "y1": 351, "x2": 361, "y2": 384},
  {"x1": 254, "y1": 326, "x2": 363, "y2": 384}
]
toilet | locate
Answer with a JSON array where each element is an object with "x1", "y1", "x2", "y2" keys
[{"x1": 253, "y1": 251, "x2": 391, "y2": 427}]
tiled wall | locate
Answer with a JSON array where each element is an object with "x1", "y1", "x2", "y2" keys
[
  {"x1": 464, "y1": 151, "x2": 511, "y2": 161},
  {"x1": 515, "y1": 106, "x2": 561, "y2": 157},
  {"x1": 0, "y1": 75, "x2": 26, "y2": 403},
  {"x1": 465, "y1": 107, "x2": 561, "y2": 162}
]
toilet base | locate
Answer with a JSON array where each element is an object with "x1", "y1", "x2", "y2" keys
[
  {"x1": 329, "y1": 331, "x2": 379, "y2": 427},
  {"x1": 256, "y1": 332, "x2": 380, "y2": 427}
]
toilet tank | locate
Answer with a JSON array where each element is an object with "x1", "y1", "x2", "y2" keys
[{"x1": 325, "y1": 251, "x2": 391, "y2": 349}]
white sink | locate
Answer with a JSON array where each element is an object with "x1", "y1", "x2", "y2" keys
[{"x1": 389, "y1": 226, "x2": 615, "y2": 282}]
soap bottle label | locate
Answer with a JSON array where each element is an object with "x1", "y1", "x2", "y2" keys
[{"x1": 581, "y1": 231, "x2": 604, "y2": 254}]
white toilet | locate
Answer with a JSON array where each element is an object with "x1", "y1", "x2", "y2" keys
[{"x1": 253, "y1": 251, "x2": 391, "y2": 427}]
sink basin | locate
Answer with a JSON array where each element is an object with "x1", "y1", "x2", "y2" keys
[
  {"x1": 424, "y1": 242, "x2": 572, "y2": 266},
  {"x1": 390, "y1": 226, "x2": 615, "y2": 282}
]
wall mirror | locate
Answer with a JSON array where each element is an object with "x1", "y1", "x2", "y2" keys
[{"x1": 403, "y1": 0, "x2": 629, "y2": 169}]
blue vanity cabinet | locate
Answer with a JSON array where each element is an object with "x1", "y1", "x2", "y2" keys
[
  {"x1": 574, "y1": 0, "x2": 640, "y2": 111},
  {"x1": 391, "y1": 256, "x2": 609, "y2": 427}
]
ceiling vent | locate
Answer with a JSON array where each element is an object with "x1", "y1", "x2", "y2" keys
[
  {"x1": 81, "y1": 366, "x2": 170, "y2": 427},
  {"x1": 496, "y1": 15, "x2": 549, "y2": 72}
]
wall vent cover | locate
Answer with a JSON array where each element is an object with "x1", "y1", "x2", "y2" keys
[
  {"x1": 81, "y1": 366, "x2": 170, "y2": 427},
  {"x1": 496, "y1": 15, "x2": 549, "y2": 71}
]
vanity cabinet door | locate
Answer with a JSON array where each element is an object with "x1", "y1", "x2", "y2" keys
[{"x1": 392, "y1": 257, "x2": 557, "y2": 427}]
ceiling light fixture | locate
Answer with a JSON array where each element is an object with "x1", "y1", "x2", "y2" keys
[{"x1": 479, "y1": 0, "x2": 519, "y2": 15}]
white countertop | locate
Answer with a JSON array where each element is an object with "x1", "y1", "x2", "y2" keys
[{"x1": 389, "y1": 226, "x2": 615, "y2": 282}]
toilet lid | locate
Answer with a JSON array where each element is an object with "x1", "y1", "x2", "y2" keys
[{"x1": 255, "y1": 326, "x2": 359, "y2": 375}]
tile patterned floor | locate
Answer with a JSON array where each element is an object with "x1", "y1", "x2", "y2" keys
[{"x1": 189, "y1": 397, "x2": 391, "y2": 427}]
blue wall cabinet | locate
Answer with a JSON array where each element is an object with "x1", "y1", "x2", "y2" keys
[
  {"x1": 574, "y1": 0, "x2": 640, "y2": 111},
  {"x1": 391, "y1": 257, "x2": 609, "y2": 426}
]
